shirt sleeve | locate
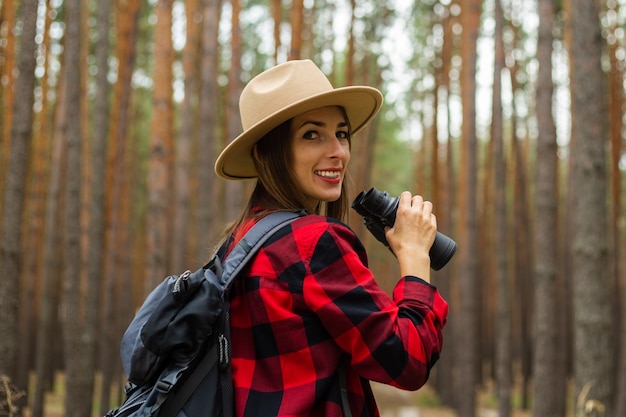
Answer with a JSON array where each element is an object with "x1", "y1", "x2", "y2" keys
[{"x1": 301, "y1": 219, "x2": 448, "y2": 391}]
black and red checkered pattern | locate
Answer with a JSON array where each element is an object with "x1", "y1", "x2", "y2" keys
[{"x1": 228, "y1": 214, "x2": 448, "y2": 417}]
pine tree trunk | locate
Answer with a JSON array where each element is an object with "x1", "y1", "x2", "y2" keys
[
  {"x1": 0, "y1": 0, "x2": 18, "y2": 206},
  {"x1": 532, "y1": 0, "x2": 561, "y2": 415},
  {"x1": 225, "y1": 0, "x2": 244, "y2": 224},
  {"x1": 0, "y1": 1, "x2": 38, "y2": 408},
  {"x1": 196, "y1": 0, "x2": 221, "y2": 261},
  {"x1": 568, "y1": 0, "x2": 615, "y2": 414},
  {"x1": 146, "y1": 0, "x2": 174, "y2": 291},
  {"x1": 455, "y1": 0, "x2": 481, "y2": 415},
  {"x1": 172, "y1": 0, "x2": 202, "y2": 272},
  {"x1": 62, "y1": 0, "x2": 90, "y2": 416},
  {"x1": 492, "y1": 2, "x2": 512, "y2": 416},
  {"x1": 100, "y1": 0, "x2": 141, "y2": 407}
]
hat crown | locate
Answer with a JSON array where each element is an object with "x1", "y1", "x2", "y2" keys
[{"x1": 239, "y1": 60, "x2": 334, "y2": 130}]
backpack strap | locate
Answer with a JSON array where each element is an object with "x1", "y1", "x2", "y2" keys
[
  {"x1": 220, "y1": 210, "x2": 304, "y2": 289},
  {"x1": 158, "y1": 210, "x2": 303, "y2": 417},
  {"x1": 339, "y1": 363, "x2": 352, "y2": 417}
]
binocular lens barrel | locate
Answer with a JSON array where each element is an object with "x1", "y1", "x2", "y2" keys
[{"x1": 351, "y1": 188, "x2": 457, "y2": 271}]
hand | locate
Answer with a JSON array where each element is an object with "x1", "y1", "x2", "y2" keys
[{"x1": 385, "y1": 192, "x2": 437, "y2": 281}]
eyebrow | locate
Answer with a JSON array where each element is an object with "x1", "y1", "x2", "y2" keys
[{"x1": 297, "y1": 119, "x2": 349, "y2": 129}]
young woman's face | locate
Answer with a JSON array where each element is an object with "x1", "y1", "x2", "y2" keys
[{"x1": 289, "y1": 106, "x2": 350, "y2": 211}]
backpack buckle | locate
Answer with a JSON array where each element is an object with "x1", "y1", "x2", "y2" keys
[
  {"x1": 123, "y1": 382, "x2": 137, "y2": 395},
  {"x1": 172, "y1": 270, "x2": 192, "y2": 301},
  {"x1": 156, "y1": 379, "x2": 174, "y2": 394}
]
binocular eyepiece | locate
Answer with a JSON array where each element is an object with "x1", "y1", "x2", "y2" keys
[{"x1": 351, "y1": 187, "x2": 457, "y2": 271}]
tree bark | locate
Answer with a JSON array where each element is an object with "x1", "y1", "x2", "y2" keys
[
  {"x1": 225, "y1": 0, "x2": 245, "y2": 224},
  {"x1": 0, "y1": 0, "x2": 18, "y2": 205},
  {"x1": 456, "y1": 0, "x2": 481, "y2": 415},
  {"x1": 0, "y1": 1, "x2": 38, "y2": 407},
  {"x1": 271, "y1": 0, "x2": 281, "y2": 63},
  {"x1": 607, "y1": 2, "x2": 626, "y2": 415},
  {"x1": 88, "y1": 0, "x2": 111, "y2": 412},
  {"x1": 146, "y1": 0, "x2": 174, "y2": 291},
  {"x1": 568, "y1": 0, "x2": 615, "y2": 414},
  {"x1": 532, "y1": 0, "x2": 561, "y2": 415},
  {"x1": 33, "y1": 70, "x2": 67, "y2": 417},
  {"x1": 491, "y1": 2, "x2": 512, "y2": 416},
  {"x1": 100, "y1": 0, "x2": 142, "y2": 408},
  {"x1": 172, "y1": 0, "x2": 202, "y2": 272},
  {"x1": 289, "y1": 0, "x2": 304, "y2": 60},
  {"x1": 195, "y1": 0, "x2": 221, "y2": 262},
  {"x1": 61, "y1": 0, "x2": 89, "y2": 416}
]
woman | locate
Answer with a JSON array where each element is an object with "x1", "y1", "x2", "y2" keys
[{"x1": 214, "y1": 59, "x2": 448, "y2": 417}]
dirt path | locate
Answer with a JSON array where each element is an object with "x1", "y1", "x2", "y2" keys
[{"x1": 373, "y1": 382, "x2": 456, "y2": 417}]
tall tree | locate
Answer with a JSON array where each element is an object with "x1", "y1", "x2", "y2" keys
[
  {"x1": 32, "y1": 72, "x2": 67, "y2": 417},
  {"x1": 532, "y1": 0, "x2": 561, "y2": 415},
  {"x1": 61, "y1": 0, "x2": 89, "y2": 416},
  {"x1": 271, "y1": 0, "x2": 281, "y2": 63},
  {"x1": 456, "y1": 0, "x2": 481, "y2": 414},
  {"x1": 607, "y1": 2, "x2": 626, "y2": 414},
  {"x1": 99, "y1": 0, "x2": 142, "y2": 410},
  {"x1": 432, "y1": 1, "x2": 458, "y2": 406},
  {"x1": 289, "y1": 0, "x2": 304, "y2": 59},
  {"x1": 88, "y1": 0, "x2": 112, "y2": 333},
  {"x1": 172, "y1": 0, "x2": 203, "y2": 272},
  {"x1": 506, "y1": 14, "x2": 536, "y2": 408},
  {"x1": 224, "y1": 0, "x2": 244, "y2": 222},
  {"x1": 32, "y1": 5, "x2": 67, "y2": 414},
  {"x1": 0, "y1": 0, "x2": 38, "y2": 405},
  {"x1": 0, "y1": 0, "x2": 18, "y2": 210},
  {"x1": 79, "y1": 0, "x2": 112, "y2": 414},
  {"x1": 491, "y1": 1, "x2": 511, "y2": 416},
  {"x1": 568, "y1": 0, "x2": 615, "y2": 414},
  {"x1": 146, "y1": 0, "x2": 174, "y2": 290},
  {"x1": 195, "y1": 0, "x2": 221, "y2": 262},
  {"x1": 18, "y1": 0, "x2": 54, "y2": 392}
]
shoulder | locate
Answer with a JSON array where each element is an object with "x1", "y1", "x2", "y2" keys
[
  {"x1": 285, "y1": 215, "x2": 366, "y2": 263},
  {"x1": 290, "y1": 215, "x2": 358, "y2": 242},
  {"x1": 260, "y1": 214, "x2": 364, "y2": 255}
]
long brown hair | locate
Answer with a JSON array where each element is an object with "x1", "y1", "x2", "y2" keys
[{"x1": 216, "y1": 113, "x2": 351, "y2": 249}]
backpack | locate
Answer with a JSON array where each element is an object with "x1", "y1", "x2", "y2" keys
[{"x1": 105, "y1": 211, "x2": 302, "y2": 417}]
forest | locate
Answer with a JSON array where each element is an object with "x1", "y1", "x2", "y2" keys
[{"x1": 0, "y1": 0, "x2": 625, "y2": 416}]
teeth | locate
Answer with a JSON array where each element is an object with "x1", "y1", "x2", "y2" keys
[{"x1": 316, "y1": 170, "x2": 340, "y2": 178}]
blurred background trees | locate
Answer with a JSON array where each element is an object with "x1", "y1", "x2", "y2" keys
[{"x1": 0, "y1": 0, "x2": 624, "y2": 416}]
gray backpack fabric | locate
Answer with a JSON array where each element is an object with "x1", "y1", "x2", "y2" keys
[{"x1": 105, "y1": 211, "x2": 301, "y2": 417}]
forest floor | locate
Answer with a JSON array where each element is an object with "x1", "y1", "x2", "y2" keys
[
  {"x1": 371, "y1": 382, "x2": 532, "y2": 417},
  {"x1": 23, "y1": 373, "x2": 534, "y2": 417}
]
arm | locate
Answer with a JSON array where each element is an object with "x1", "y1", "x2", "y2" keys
[{"x1": 302, "y1": 220, "x2": 448, "y2": 390}]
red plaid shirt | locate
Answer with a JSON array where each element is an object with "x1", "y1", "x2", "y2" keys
[{"x1": 228, "y1": 214, "x2": 448, "y2": 417}]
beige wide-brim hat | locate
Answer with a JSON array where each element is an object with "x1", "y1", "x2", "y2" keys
[{"x1": 215, "y1": 59, "x2": 384, "y2": 180}]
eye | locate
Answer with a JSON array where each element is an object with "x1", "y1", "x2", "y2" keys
[
  {"x1": 303, "y1": 130, "x2": 320, "y2": 140},
  {"x1": 337, "y1": 130, "x2": 350, "y2": 140}
]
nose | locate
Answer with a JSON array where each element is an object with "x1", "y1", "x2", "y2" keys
[{"x1": 327, "y1": 136, "x2": 350, "y2": 159}]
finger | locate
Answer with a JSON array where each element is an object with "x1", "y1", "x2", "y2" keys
[
  {"x1": 422, "y1": 200, "x2": 433, "y2": 214},
  {"x1": 399, "y1": 191, "x2": 412, "y2": 206},
  {"x1": 411, "y1": 195, "x2": 424, "y2": 207}
]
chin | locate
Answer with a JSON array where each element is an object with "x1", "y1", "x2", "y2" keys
[{"x1": 321, "y1": 194, "x2": 341, "y2": 203}]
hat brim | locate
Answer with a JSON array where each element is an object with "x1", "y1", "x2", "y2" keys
[{"x1": 215, "y1": 86, "x2": 383, "y2": 180}]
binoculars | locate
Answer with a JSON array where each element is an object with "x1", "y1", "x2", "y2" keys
[{"x1": 352, "y1": 187, "x2": 457, "y2": 271}]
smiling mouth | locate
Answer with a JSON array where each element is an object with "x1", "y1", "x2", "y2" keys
[{"x1": 315, "y1": 170, "x2": 341, "y2": 179}]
